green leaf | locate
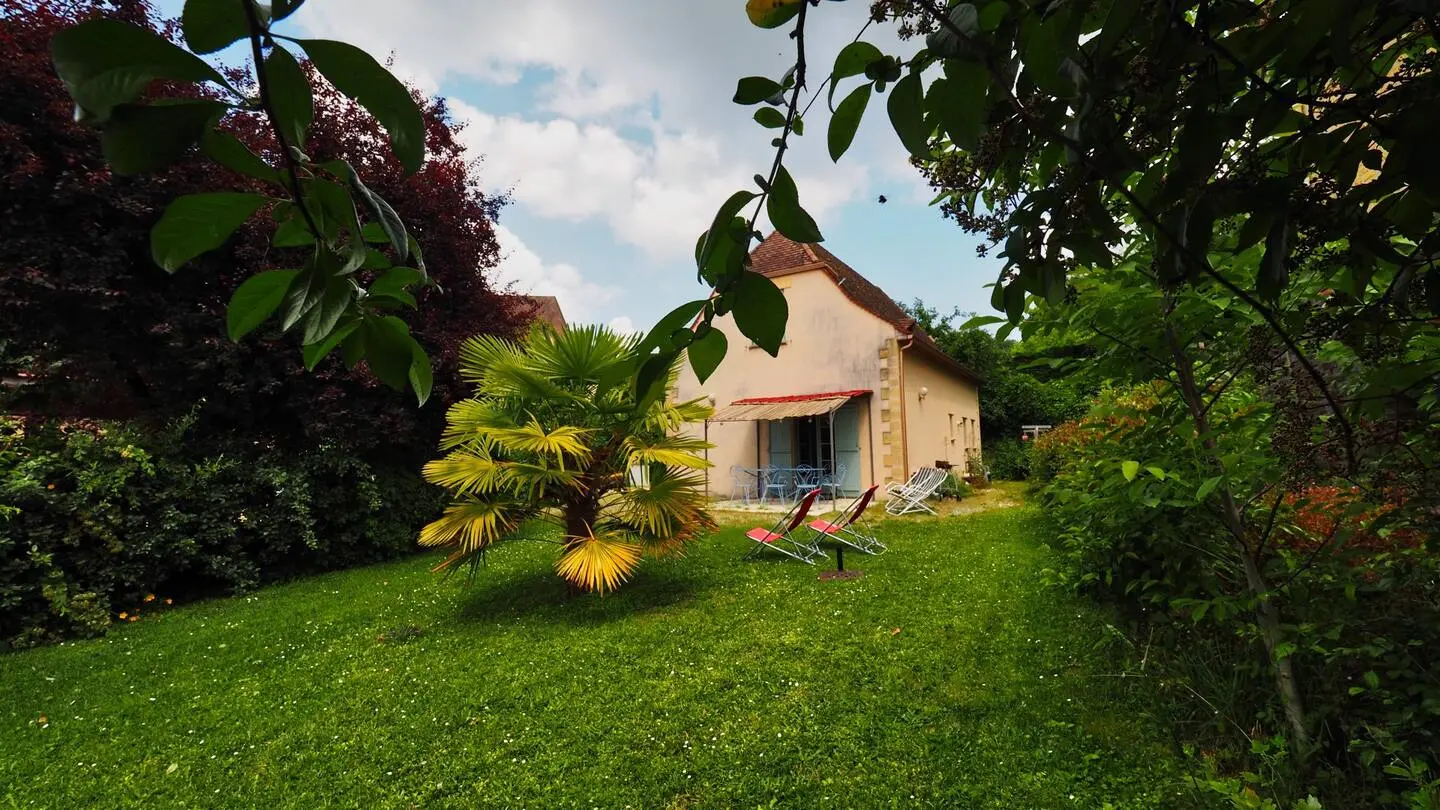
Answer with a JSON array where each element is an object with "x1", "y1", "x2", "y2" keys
[
  {"x1": 272, "y1": 0, "x2": 306, "y2": 22},
  {"x1": 959, "y1": 315, "x2": 1004, "y2": 329},
  {"x1": 361, "y1": 315, "x2": 416, "y2": 390},
  {"x1": 1145, "y1": 466, "x2": 1166, "y2": 481},
  {"x1": 1023, "y1": 12, "x2": 1074, "y2": 95},
  {"x1": 1121, "y1": 460, "x2": 1140, "y2": 481},
  {"x1": 1196, "y1": 476, "x2": 1222, "y2": 500},
  {"x1": 201, "y1": 129, "x2": 279, "y2": 182},
  {"x1": 337, "y1": 162, "x2": 408, "y2": 259},
  {"x1": 925, "y1": 4, "x2": 981, "y2": 59},
  {"x1": 302, "y1": 319, "x2": 359, "y2": 369},
  {"x1": 370, "y1": 266, "x2": 426, "y2": 299},
  {"x1": 746, "y1": 0, "x2": 804, "y2": 29},
  {"x1": 279, "y1": 264, "x2": 330, "y2": 331},
  {"x1": 299, "y1": 39, "x2": 425, "y2": 172},
  {"x1": 977, "y1": 1, "x2": 1008, "y2": 31},
  {"x1": 687, "y1": 328, "x2": 728, "y2": 383},
  {"x1": 887, "y1": 72, "x2": 930, "y2": 158},
  {"x1": 340, "y1": 329, "x2": 365, "y2": 369},
  {"x1": 151, "y1": 192, "x2": 267, "y2": 272},
  {"x1": 227, "y1": 269, "x2": 299, "y2": 341},
  {"x1": 753, "y1": 107, "x2": 787, "y2": 128},
  {"x1": 264, "y1": 45, "x2": 313, "y2": 148},
  {"x1": 300, "y1": 276, "x2": 354, "y2": 345},
  {"x1": 934, "y1": 60, "x2": 989, "y2": 150},
  {"x1": 306, "y1": 178, "x2": 367, "y2": 272},
  {"x1": 181, "y1": 0, "x2": 250, "y2": 55},
  {"x1": 733, "y1": 76, "x2": 784, "y2": 105},
  {"x1": 1002, "y1": 280, "x2": 1025, "y2": 321},
  {"x1": 101, "y1": 101, "x2": 227, "y2": 175},
  {"x1": 408, "y1": 340, "x2": 433, "y2": 406},
  {"x1": 696, "y1": 191, "x2": 757, "y2": 278},
  {"x1": 51, "y1": 19, "x2": 226, "y2": 120},
  {"x1": 766, "y1": 166, "x2": 823, "y2": 243},
  {"x1": 1234, "y1": 210, "x2": 1274, "y2": 252},
  {"x1": 732, "y1": 271, "x2": 788, "y2": 356},
  {"x1": 828, "y1": 83, "x2": 871, "y2": 162},
  {"x1": 634, "y1": 352, "x2": 675, "y2": 406},
  {"x1": 828, "y1": 41, "x2": 883, "y2": 108},
  {"x1": 273, "y1": 212, "x2": 315, "y2": 247},
  {"x1": 637, "y1": 300, "x2": 708, "y2": 358}
]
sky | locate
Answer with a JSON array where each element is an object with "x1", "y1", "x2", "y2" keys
[{"x1": 160, "y1": 0, "x2": 1005, "y2": 335}]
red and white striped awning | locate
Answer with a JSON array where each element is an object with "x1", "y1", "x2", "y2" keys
[{"x1": 707, "y1": 389, "x2": 870, "y2": 422}]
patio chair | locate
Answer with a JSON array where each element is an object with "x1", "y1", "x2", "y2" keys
[
  {"x1": 791, "y1": 464, "x2": 821, "y2": 501},
  {"x1": 817, "y1": 463, "x2": 848, "y2": 501},
  {"x1": 729, "y1": 465, "x2": 757, "y2": 505},
  {"x1": 885, "y1": 467, "x2": 948, "y2": 515},
  {"x1": 743, "y1": 488, "x2": 824, "y2": 564},
  {"x1": 806, "y1": 484, "x2": 884, "y2": 555},
  {"x1": 759, "y1": 465, "x2": 791, "y2": 505}
]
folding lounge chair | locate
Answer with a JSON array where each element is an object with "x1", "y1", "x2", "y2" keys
[
  {"x1": 743, "y1": 488, "x2": 824, "y2": 564},
  {"x1": 885, "y1": 468, "x2": 948, "y2": 515},
  {"x1": 806, "y1": 485, "x2": 884, "y2": 555}
]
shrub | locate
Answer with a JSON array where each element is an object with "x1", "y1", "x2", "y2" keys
[
  {"x1": 983, "y1": 437, "x2": 1030, "y2": 480},
  {"x1": 0, "y1": 414, "x2": 443, "y2": 648},
  {"x1": 1033, "y1": 385, "x2": 1440, "y2": 806}
]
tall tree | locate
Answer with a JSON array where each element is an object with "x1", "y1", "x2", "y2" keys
[{"x1": 1, "y1": 0, "x2": 528, "y2": 457}]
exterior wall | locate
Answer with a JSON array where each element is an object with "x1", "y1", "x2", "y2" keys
[
  {"x1": 900, "y1": 347, "x2": 983, "y2": 476},
  {"x1": 673, "y1": 268, "x2": 895, "y2": 496}
]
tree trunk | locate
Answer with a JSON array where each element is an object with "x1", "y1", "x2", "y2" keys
[{"x1": 1165, "y1": 324, "x2": 1310, "y2": 752}]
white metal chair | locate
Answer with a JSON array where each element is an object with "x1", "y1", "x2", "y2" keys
[
  {"x1": 817, "y1": 463, "x2": 848, "y2": 501},
  {"x1": 729, "y1": 465, "x2": 757, "y2": 505},
  {"x1": 885, "y1": 467, "x2": 948, "y2": 515},
  {"x1": 791, "y1": 464, "x2": 821, "y2": 501},
  {"x1": 759, "y1": 466, "x2": 791, "y2": 505}
]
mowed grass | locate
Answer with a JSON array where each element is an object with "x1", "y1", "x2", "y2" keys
[{"x1": 0, "y1": 505, "x2": 1187, "y2": 808}]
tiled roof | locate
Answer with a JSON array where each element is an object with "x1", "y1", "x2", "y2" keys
[
  {"x1": 748, "y1": 232, "x2": 981, "y2": 383},
  {"x1": 731, "y1": 389, "x2": 872, "y2": 405}
]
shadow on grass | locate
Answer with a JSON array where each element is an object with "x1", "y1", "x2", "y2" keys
[{"x1": 455, "y1": 564, "x2": 719, "y2": 628}]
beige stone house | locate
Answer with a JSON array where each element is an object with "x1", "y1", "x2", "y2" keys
[{"x1": 673, "y1": 233, "x2": 982, "y2": 498}]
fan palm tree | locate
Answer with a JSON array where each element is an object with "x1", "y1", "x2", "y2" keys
[{"x1": 419, "y1": 324, "x2": 715, "y2": 593}]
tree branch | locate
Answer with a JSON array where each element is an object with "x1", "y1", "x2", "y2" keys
[{"x1": 241, "y1": 0, "x2": 321, "y2": 239}]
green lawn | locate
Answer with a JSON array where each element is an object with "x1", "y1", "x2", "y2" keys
[{"x1": 0, "y1": 505, "x2": 1188, "y2": 808}]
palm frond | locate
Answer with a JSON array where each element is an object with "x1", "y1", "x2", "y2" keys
[
  {"x1": 622, "y1": 435, "x2": 713, "y2": 469},
  {"x1": 526, "y1": 323, "x2": 634, "y2": 383},
  {"x1": 648, "y1": 396, "x2": 714, "y2": 433},
  {"x1": 421, "y1": 451, "x2": 511, "y2": 494},
  {"x1": 554, "y1": 531, "x2": 643, "y2": 594},
  {"x1": 440, "y1": 399, "x2": 510, "y2": 452},
  {"x1": 502, "y1": 460, "x2": 584, "y2": 499},
  {"x1": 418, "y1": 498, "x2": 523, "y2": 552},
  {"x1": 616, "y1": 465, "x2": 712, "y2": 546},
  {"x1": 486, "y1": 418, "x2": 594, "y2": 464},
  {"x1": 459, "y1": 334, "x2": 578, "y2": 402}
]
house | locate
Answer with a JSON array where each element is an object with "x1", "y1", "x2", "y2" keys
[
  {"x1": 511, "y1": 295, "x2": 567, "y2": 332},
  {"x1": 673, "y1": 232, "x2": 982, "y2": 498}
]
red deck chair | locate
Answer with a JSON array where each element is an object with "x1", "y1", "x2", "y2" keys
[
  {"x1": 805, "y1": 485, "x2": 885, "y2": 555},
  {"x1": 742, "y1": 488, "x2": 824, "y2": 564}
]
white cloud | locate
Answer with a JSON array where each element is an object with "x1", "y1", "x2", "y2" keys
[
  {"x1": 293, "y1": 1, "x2": 912, "y2": 259},
  {"x1": 491, "y1": 224, "x2": 623, "y2": 327},
  {"x1": 452, "y1": 100, "x2": 867, "y2": 261},
  {"x1": 607, "y1": 316, "x2": 638, "y2": 336}
]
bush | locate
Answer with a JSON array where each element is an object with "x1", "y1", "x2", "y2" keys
[
  {"x1": 983, "y1": 437, "x2": 1030, "y2": 480},
  {"x1": 0, "y1": 415, "x2": 443, "y2": 648},
  {"x1": 1033, "y1": 385, "x2": 1440, "y2": 806}
]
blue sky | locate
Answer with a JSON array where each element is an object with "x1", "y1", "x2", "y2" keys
[{"x1": 161, "y1": 0, "x2": 1004, "y2": 333}]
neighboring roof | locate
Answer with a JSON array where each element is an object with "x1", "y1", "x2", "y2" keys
[
  {"x1": 710, "y1": 389, "x2": 871, "y2": 422},
  {"x1": 513, "y1": 295, "x2": 567, "y2": 331},
  {"x1": 748, "y1": 232, "x2": 982, "y2": 383}
]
